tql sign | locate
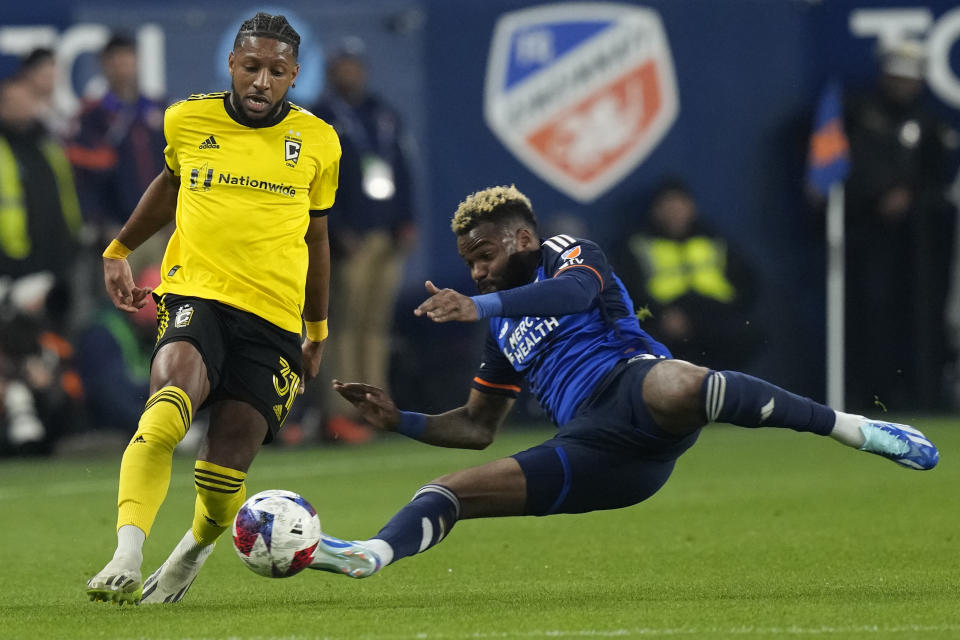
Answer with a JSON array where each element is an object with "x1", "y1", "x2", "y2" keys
[{"x1": 484, "y1": 3, "x2": 679, "y2": 203}]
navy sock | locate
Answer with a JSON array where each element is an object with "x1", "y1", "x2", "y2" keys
[
  {"x1": 374, "y1": 484, "x2": 461, "y2": 563},
  {"x1": 702, "y1": 370, "x2": 835, "y2": 435}
]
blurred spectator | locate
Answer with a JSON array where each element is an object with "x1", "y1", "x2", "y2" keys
[
  {"x1": 310, "y1": 37, "x2": 417, "y2": 442},
  {"x1": 0, "y1": 75, "x2": 83, "y2": 282},
  {"x1": 842, "y1": 42, "x2": 956, "y2": 411},
  {"x1": 17, "y1": 48, "x2": 71, "y2": 139},
  {"x1": 0, "y1": 277, "x2": 84, "y2": 456},
  {"x1": 614, "y1": 179, "x2": 763, "y2": 371},
  {"x1": 66, "y1": 33, "x2": 166, "y2": 244},
  {"x1": 75, "y1": 265, "x2": 159, "y2": 432},
  {"x1": 17, "y1": 47, "x2": 71, "y2": 140}
]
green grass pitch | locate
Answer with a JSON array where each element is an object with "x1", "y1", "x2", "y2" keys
[{"x1": 1, "y1": 418, "x2": 958, "y2": 639}]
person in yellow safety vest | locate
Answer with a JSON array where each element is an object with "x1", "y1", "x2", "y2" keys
[
  {"x1": 0, "y1": 76, "x2": 82, "y2": 281},
  {"x1": 615, "y1": 179, "x2": 763, "y2": 372}
]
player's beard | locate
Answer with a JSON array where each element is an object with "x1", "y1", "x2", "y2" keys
[
  {"x1": 230, "y1": 83, "x2": 290, "y2": 121},
  {"x1": 500, "y1": 250, "x2": 539, "y2": 290}
]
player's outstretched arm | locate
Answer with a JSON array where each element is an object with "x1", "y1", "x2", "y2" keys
[
  {"x1": 416, "y1": 267, "x2": 602, "y2": 324},
  {"x1": 333, "y1": 382, "x2": 512, "y2": 449},
  {"x1": 103, "y1": 169, "x2": 179, "y2": 312}
]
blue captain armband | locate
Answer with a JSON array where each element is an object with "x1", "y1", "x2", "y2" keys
[
  {"x1": 471, "y1": 293, "x2": 503, "y2": 319},
  {"x1": 396, "y1": 411, "x2": 428, "y2": 439}
]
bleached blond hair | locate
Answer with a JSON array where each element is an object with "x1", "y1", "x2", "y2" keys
[{"x1": 450, "y1": 185, "x2": 537, "y2": 234}]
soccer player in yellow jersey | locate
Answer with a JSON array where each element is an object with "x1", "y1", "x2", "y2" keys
[{"x1": 86, "y1": 12, "x2": 340, "y2": 605}]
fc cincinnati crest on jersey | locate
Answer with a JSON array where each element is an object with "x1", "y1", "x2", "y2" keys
[
  {"x1": 484, "y1": 3, "x2": 679, "y2": 203},
  {"x1": 284, "y1": 129, "x2": 302, "y2": 167}
]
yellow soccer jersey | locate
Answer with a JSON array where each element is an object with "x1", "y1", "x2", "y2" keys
[{"x1": 154, "y1": 92, "x2": 340, "y2": 333}]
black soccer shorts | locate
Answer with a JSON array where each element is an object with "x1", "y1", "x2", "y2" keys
[
  {"x1": 152, "y1": 293, "x2": 303, "y2": 442},
  {"x1": 513, "y1": 356, "x2": 701, "y2": 516}
]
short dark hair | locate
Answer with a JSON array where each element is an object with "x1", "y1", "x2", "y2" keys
[
  {"x1": 451, "y1": 185, "x2": 537, "y2": 235},
  {"x1": 234, "y1": 12, "x2": 301, "y2": 59},
  {"x1": 19, "y1": 48, "x2": 54, "y2": 72},
  {"x1": 102, "y1": 33, "x2": 135, "y2": 57},
  {"x1": 649, "y1": 177, "x2": 694, "y2": 207}
]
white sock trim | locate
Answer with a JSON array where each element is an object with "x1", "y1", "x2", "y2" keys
[
  {"x1": 705, "y1": 372, "x2": 727, "y2": 423},
  {"x1": 412, "y1": 484, "x2": 462, "y2": 520}
]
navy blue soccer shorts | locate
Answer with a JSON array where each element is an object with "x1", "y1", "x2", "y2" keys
[{"x1": 512, "y1": 356, "x2": 700, "y2": 516}]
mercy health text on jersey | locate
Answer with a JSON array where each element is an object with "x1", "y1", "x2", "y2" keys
[{"x1": 484, "y1": 3, "x2": 679, "y2": 203}]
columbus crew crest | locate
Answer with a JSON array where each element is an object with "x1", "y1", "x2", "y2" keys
[{"x1": 284, "y1": 130, "x2": 302, "y2": 167}]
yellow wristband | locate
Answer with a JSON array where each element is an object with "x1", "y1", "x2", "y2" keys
[
  {"x1": 305, "y1": 319, "x2": 328, "y2": 342},
  {"x1": 102, "y1": 239, "x2": 131, "y2": 260}
]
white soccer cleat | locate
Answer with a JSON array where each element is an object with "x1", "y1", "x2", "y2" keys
[
  {"x1": 858, "y1": 421, "x2": 940, "y2": 470},
  {"x1": 86, "y1": 561, "x2": 142, "y2": 606},
  {"x1": 309, "y1": 535, "x2": 382, "y2": 579},
  {"x1": 140, "y1": 530, "x2": 215, "y2": 604}
]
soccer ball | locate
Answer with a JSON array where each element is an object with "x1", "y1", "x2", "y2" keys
[{"x1": 232, "y1": 489, "x2": 322, "y2": 578}]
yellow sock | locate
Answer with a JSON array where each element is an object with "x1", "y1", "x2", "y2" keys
[
  {"x1": 192, "y1": 460, "x2": 247, "y2": 546},
  {"x1": 117, "y1": 386, "x2": 192, "y2": 535}
]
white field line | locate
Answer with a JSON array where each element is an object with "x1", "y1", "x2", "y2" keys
[{"x1": 0, "y1": 449, "x2": 455, "y2": 502}]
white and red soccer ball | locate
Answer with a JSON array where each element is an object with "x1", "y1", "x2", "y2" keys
[{"x1": 232, "y1": 489, "x2": 322, "y2": 578}]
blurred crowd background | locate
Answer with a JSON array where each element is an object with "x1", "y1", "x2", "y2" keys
[{"x1": 2, "y1": 0, "x2": 959, "y2": 457}]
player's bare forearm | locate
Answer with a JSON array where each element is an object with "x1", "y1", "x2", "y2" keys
[
  {"x1": 303, "y1": 216, "x2": 330, "y2": 323},
  {"x1": 335, "y1": 383, "x2": 511, "y2": 449},
  {"x1": 102, "y1": 170, "x2": 178, "y2": 312},
  {"x1": 300, "y1": 216, "x2": 330, "y2": 386},
  {"x1": 114, "y1": 169, "x2": 179, "y2": 251},
  {"x1": 418, "y1": 398, "x2": 512, "y2": 449}
]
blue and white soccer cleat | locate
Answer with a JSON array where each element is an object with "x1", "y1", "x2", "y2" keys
[
  {"x1": 858, "y1": 421, "x2": 939, "y2": 470},
  {"x1": 309, "y1": 535, "x2": 382, "y2": 579},
  {"x1": 140, "y1": 530, "x2": 215, "y2": 604}
]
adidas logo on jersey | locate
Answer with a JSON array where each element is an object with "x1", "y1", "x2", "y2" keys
[{"x1": 198, "y1": 135, "x2": 220, "y2": 149}]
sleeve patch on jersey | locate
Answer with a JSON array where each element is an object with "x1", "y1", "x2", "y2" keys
[
  {"x1": 472, "y1": 377, "x2": 521, "y2": 394},
  {"x1": 553, "y1": 263, "x2": 604, "y2": 290}
]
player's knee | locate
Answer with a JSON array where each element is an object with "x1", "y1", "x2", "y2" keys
[{"x1": 643, "y1": 360, "x2": 709, "y2": 428}]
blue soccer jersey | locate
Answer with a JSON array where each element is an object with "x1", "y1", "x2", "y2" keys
[{"x1": 471, "y1": 234, "x2": 671, "y2": 425}]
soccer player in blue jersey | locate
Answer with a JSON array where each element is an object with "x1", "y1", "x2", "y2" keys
[{"x1": 309, "y1": 185, "x2": 939, "y2": 579}]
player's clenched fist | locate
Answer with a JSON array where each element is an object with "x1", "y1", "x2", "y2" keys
[{"x1": 414, "y1": 280, "x2": 478, "y2": 323}]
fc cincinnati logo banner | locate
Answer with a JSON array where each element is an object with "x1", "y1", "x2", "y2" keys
[{"x1": 484, "y1": 3, "x2": 679, "y2": 203}]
